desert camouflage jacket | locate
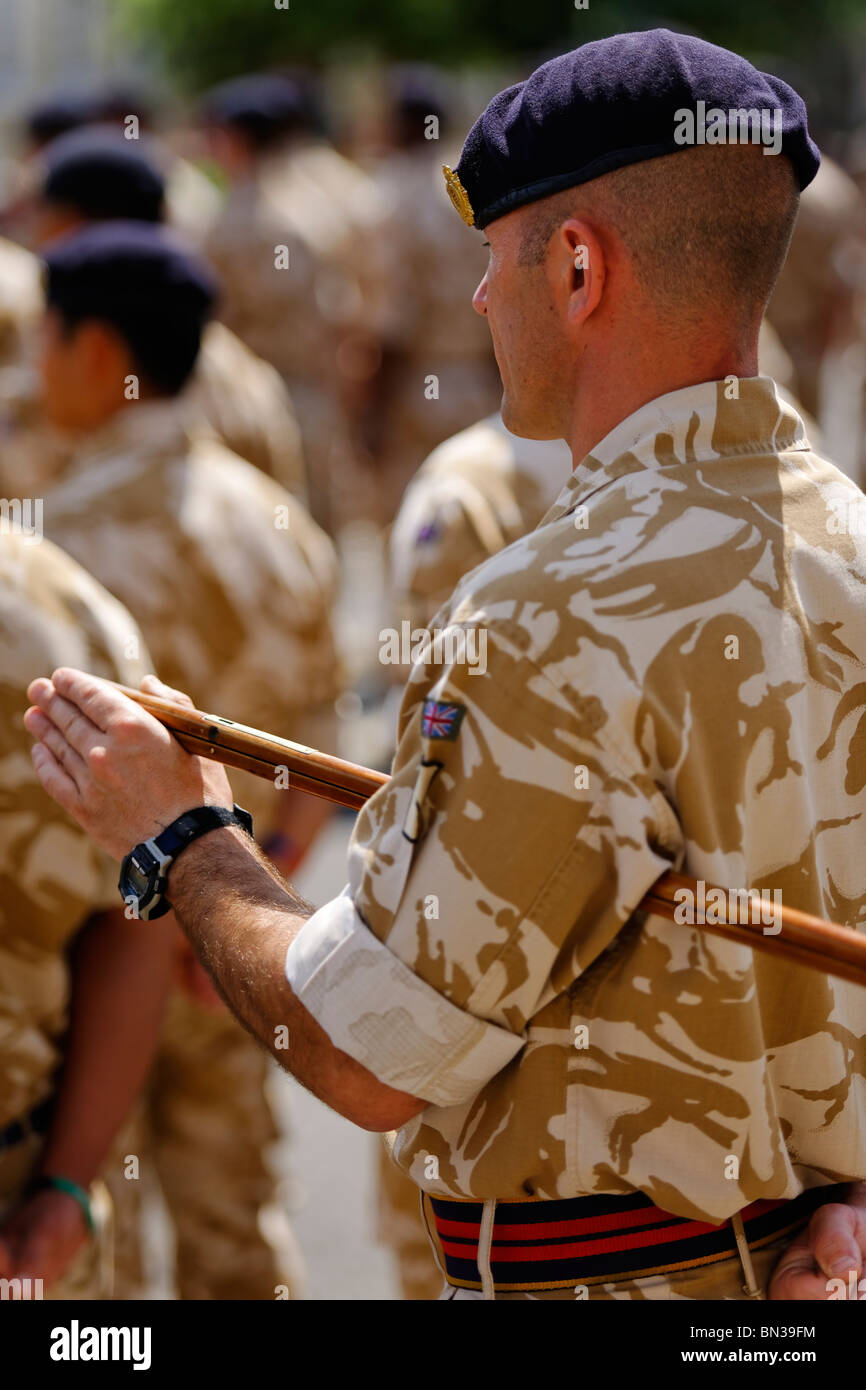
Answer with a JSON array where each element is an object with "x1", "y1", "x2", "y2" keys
[
  {"x1": 41, "y1": 399, "x2": 340, "y2": 833},
  {"x1": 287, "y1": 375, "x2": 866, "y2": 1222},
  {"x1": 390, "y1": 413, "x2": 571, "y2": 626}
]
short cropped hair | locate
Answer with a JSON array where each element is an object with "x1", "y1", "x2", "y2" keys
[{"x1": 519, "y1": 144, "x2": 799, "y2": 323}]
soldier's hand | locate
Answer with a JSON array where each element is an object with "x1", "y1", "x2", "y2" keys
[
  {"x1": 768, "y1": 1188, "x2": 866, "y2": 1299},
  {"x1": 0, "y1": 1187, "x2": 90, "y2": 1290},
  {"x1": 24, "y1": 667, "x2": 233, "y2": 861}
]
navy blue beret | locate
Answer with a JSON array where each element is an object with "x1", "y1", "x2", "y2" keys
[
  {"x1": 204, "y1": 73, "x2": 305, "y2": 143},
  {"x1": 43, "y1": 220, "x2": 216, "y2": 322},
  {"x1": 42, "y1": 128, "x2": 166, "y2": 223},
  {"x1": 447, "y1": 29, "x2": 821, "y2": 229}
]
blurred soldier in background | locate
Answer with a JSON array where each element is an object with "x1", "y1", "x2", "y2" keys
[
  {"x1": 36, "y1": 221, "x2": 340, "y2": 1299},
  {"x1": 0, "y1": 527, "x2": 175, "y2": 1298},
  {"x1": 201, "y1": 74, "x2": 362, "y2": 532},
  {"x1": 0, "y1": 129, "x2": 306, "y2": 503},
  {"x1": 766, "y1": 154, "x2": 866, "y2": 483},
  {"x1": 366, "y1": 67, "x2": 500, "y2": 522},
  {"x1": 7, "y1": 85, "x2": 221, "y2": 247}
]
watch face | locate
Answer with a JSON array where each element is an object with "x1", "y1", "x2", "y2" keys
[
  {"x1": 119, "y1": 845, "x2": 158, "y2": 907},
  {"x1": 126, "y1": 855, "x2": 152, "y2": 897}
]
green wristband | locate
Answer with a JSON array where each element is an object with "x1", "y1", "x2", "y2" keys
[{"x1": 33, "y1": 1175, "x2": 95, "y2": 1235}]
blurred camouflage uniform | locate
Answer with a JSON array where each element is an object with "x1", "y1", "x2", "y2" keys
[
  {"x1": 370, "y1": 146, "x2": 500, "y2": 520},
  {"x1": 390, "y1": 414, "x2": 572, "y2": 627},
  {"x1": 189, "y1": 321, "x2": 306, "y2": 499},
  {"x1": 379, "y1": 414, "x2": 570, "y2": 1296},
  {"x1": 0, "y1": 233, "x2": 41, "y2": 367},
  {"x1": 287, "y1": 376, "x2": 866, "y2": 1299},
  {"x1": 0, "y1": 528, "x2": 149, "y2": 1298},
  {"x1": 203, "y1": 157, "x2": 357, "y2": 532},
  {"x1": 766, "y1": 155, "x2": 866, "y2": 481},
  {"x1": 42, "y1": 398, "x2": 340, "y2": 1299}
]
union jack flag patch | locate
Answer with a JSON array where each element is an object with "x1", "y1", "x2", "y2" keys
[{"x1": 421, "y1": 699, "x2": 465, "y2": 740}]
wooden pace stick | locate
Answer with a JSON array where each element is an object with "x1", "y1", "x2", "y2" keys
[{"x1": 118, "y1": 683, "x2": 866, "y2": 988}]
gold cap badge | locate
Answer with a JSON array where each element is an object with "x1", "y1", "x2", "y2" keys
[{"x1": 442, "y1": 165, "x2": 475, "y2": 227}]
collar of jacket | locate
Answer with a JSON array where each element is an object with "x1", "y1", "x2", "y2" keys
[
  {"x1": 65, "y1": 397, "x2": 195, "y2": 473},
  {"x1": 538, "y1": 375, "x2": 811, "y2": 529}
]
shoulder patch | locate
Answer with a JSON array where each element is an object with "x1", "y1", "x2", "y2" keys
[{"x1": 421, "y1": 698, "x2": 466, "y2": 741}]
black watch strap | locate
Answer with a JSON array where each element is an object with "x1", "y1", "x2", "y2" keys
[
  {"x1": 153, "y1": 803, "x2": 254, "y2": 859},
  {"x1": 119, "y1": 803, "x2": 254, "y2": 921}
]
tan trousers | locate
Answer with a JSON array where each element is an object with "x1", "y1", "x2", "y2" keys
[{"x1": 105, "y1": 991, "x2": 303, "y2": 1301}]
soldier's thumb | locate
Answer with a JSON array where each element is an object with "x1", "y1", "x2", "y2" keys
[{"x1": 810, "y1": 1204, "x2": 863, "y2": 1279}]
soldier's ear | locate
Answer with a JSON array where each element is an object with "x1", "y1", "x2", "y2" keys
[{"x1": 559, "y1": 220, "x2": 605, "y2": 328}]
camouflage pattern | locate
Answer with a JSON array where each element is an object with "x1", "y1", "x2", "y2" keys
[
  {"x1": 40, "y1": 396, "x2": 339, "y2": 835},
  {"x1": 40, "y1": 395, "x2": 339, "y2": 1300},
  {"x1": 107, "y1": 993, "x2": 303, "y2": 1301},
  {"x1": 202, "y1": 156, "x2": 357, "y2": 531},
  {"x1": 0, "y1": 529, "x2": 150, "y2": 1295},
  {"x1": 380, "y1": 414, "x2": 570, "y2": 1295},
  {"x1": 370, "y1": 148, "x2": 501, "y2": 517},
  {"x1": 280, "y1": 137, "x2": 383, "y2": 330},
  {"x1": 390, "y1": 414, "x2": 571, "y2": 627},
  {"x1": 287, "y1": 375, "x2": 866, "y2": 1298},
  {"x1": 187, "y1": 321, "x2": 307, "y2": 500}
]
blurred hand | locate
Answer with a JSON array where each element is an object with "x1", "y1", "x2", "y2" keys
[
  {"x1": 0, "y1": 1187, "x2": 89, "y2": 1290},
  {"x1": 24, "y1": 669, "x2": 233, "y2": 861},
  {"x1": 769, "y1": 1189, "x2": 866, "y2": 1299}
]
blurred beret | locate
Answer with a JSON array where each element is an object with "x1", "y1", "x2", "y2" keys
[
  {"x1": 43, "y1": 220, "x2": 216, "y2": 322},
  {"x1": 41, "y1": 128, "x2": 166, "y2": 223},
  {"x1": 204, "y1": 73, "x2": 305, "y2": 144},
  {"x1": 389, "y1": 64, "x2": 449, "y2": 123},
  {"x1": 446, "y1": 29, "x2": 821, "y2": 229},
  {"x1": 25, "y1": 91, "x2": 96, "y2": 146}
]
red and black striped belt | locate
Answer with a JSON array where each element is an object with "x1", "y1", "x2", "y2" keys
[{"x1": 424, "y1": 1185, "x2": 842, "y2": 1292}]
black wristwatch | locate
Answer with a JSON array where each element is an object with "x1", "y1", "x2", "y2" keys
[{"x1": 118, "y1": 804, "x2": 254, "y2": 921}]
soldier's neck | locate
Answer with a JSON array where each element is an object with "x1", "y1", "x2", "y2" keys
[{"x1": 567, "y1": 338, "x2": 760, "y2": 468}]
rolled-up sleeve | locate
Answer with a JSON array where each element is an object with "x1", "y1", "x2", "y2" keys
[{"x1": 285, "y1": 886, "x2": 525, "y2": 1107}]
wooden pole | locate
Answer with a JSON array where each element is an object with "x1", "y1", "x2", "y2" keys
[{"x1": 118, "y1": 684, "x2": 866, "y2": 988}]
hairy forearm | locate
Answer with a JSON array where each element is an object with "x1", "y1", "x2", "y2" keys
[
  {"x1": 169, "y1": 825, "x2": 313, "y2": 1046},
  {"x1": 167, "y1": 826, "x2": 425, "y2": 1130}
]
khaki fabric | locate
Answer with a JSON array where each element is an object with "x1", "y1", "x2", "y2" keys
[
  {"x1": 41, "y1": 397, "x2": 339, "y2": 838},
  {"x1": 0, "y1": 530, "x2": 148, "y2": 1296},
  {"x1": 203, "y1": 157, "x2": 356, "y2": 529},
  {"x1": 767, "y1": 155, "x2": 866, "y2": 419},
  {"x1": 0, "y1": 531, "x2": 149, "y2": 1133},
  {"x1": 381, "y1": 415, "x2": 569, "y2": 1291},
  {"x1": 288, "y1": 375, "x2": 866, "y2": 1297},
  {"x1": 0, "y1": 235, "x2": 41, "y2": 371},
  {"x1": 40, "y1": 396, "x2": 338, "y2": 1299},
  {"x1": 371, "y1": 148, "x2": 500, "y2": 514},
  {"x1": 182, "y1": 322, "x2": 306, "y2": 499},
  {"x1": 390, "y1": 414, "x2": 571, "y2": 626},
  {"x1": 106, "y1": 993, "x2": 303, "y2": 1301}
]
